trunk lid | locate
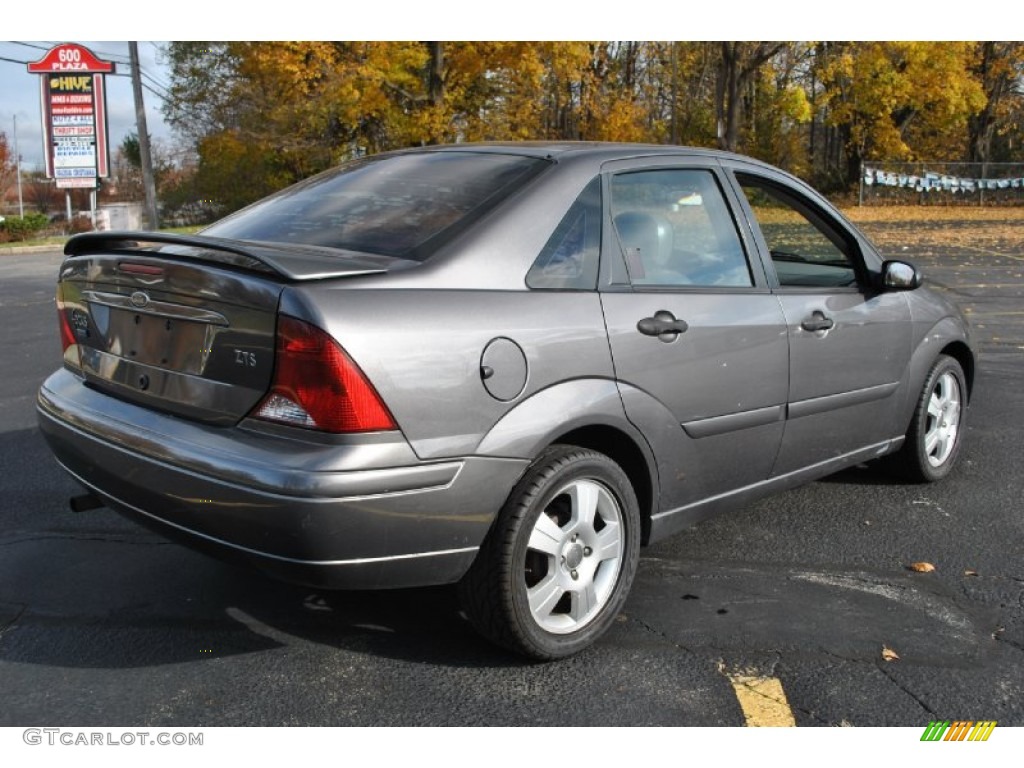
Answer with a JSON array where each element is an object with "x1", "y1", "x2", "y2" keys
[{"x1": 58, "y1": 233, "x2": 397, "y2": 425}]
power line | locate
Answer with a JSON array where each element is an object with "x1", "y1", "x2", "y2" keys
[
  {"x1": 1, "y1": 56, "x2": 171, "y2": 105},
  {"x1": 143, "y1": 82, "x2": 170, "y2": 103},
  {"x1": 7, "y1": 40, "x2": 130, "y2": 64},
  {"x1": 141, "y1": 69, "x2": 171, "y2": 94},
  {"x1": 105, "y1": 71, "x2": 170, "y2": 103},
  {"x1": 6, "y1": 41, "x2": 151, "y2": 71},
  {"x1": 5, "y1": 41, "x2": 50, "y2": 52},
  {"x1": 5, "y1": 42, "x2": 172, "y2": 92},
  {"x1": 143, "y1": 82, "x2": 168, "y2": 102}
]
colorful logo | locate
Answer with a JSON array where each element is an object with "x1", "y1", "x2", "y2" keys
[{"x1": 920, "y1": 721, "x2": 997, "y2": 741}]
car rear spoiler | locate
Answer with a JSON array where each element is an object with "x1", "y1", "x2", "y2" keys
[{"x1": 64, "y1": 231, "x2": 398, "y2": 281}]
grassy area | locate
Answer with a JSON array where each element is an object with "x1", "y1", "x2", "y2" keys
[
  {"x1": 842, "y1": 205, "x2": 1024, "y2": 223},
  {"x1": 840, "y1": 205, "x2": 1024, "y2": 257},
  {"x1": 0, "y1": 234, "x2": 71, "y2": 249},
  {"x1": 158, "y1": 225, "x2": 204, "y2": 236},
  {"x1": 0, "y1": 224, "x2": 204, "y2": 252}
]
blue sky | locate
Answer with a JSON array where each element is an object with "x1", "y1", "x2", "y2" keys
[{"x1": 0, "y1": 41, "x2": 173, "y2": 171}]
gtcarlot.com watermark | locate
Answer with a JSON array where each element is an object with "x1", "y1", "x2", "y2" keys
[{"x1": 23, "y1": 728, "x2": 203, "y2": 747}]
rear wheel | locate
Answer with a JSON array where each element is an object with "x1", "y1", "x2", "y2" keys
[
  {"x1": 893, "y1": 355, "x2": 967, "y2": 482},
  {"x1": 460, "y1": 445, "x2": 641, "y2": 660}
]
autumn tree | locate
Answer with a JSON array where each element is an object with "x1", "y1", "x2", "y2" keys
[
  {"x1": 112, "y1": 133, "x2": 177, "y2": 202},
  {"x1": 715, "y1": 42, "x2": 789, "y2": 151},
  {"x1": 164, "y1": 42, "x2": 243, "y2": 143},
  {"x1": 161, "y1": 40, "x2": 1017, "y2": 210},
  {"x1": 818, "y1": 42, "x2": 986, "y2": 183},
  {"x1": 745, "y1": 45, "x2": 814, "y2": 176},
  {"x1": 0, "y1": 132, "x2": 15, "y2": 210},
  {"x1": 661, "y1": 43, "x2": 718, "y2": 147},
  {"x1": 967, "y1": 42, "x2": 1024, "y2": 164},
  {"x1": 166, "y1": 41, "x2": 439, "y2": 208},
  {"x1": 23, "y1": 171, "x2": 60, "y2": 215}
]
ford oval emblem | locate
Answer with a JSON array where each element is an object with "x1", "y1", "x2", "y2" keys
[{"x1": 130, "y1": 291, "x2": 150, "y2": 309}]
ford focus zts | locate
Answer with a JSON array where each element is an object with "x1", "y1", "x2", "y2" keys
[{"x1": 38, "y1": 143, "x2": 974, "y2": 659}]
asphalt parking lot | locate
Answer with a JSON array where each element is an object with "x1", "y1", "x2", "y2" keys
[{"x1": 1, "y1": 235, "x2": 1021, "y2": 727}]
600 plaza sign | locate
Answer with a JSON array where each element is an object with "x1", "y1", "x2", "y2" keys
[{"x1": 27, "y1": 44, "x2": 114, "y2": 189}]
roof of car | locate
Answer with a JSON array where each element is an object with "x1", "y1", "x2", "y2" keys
[{"x1": 390, "y1": 141, "x2": 778, "y2": 171}]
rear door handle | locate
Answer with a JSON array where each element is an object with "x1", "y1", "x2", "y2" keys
[
  {"x1": 801, "y1": 311, "x2": 834, "y2": 332},
  {"x1": 637, "y1": 310, "x2": 689, "y2": 341}
]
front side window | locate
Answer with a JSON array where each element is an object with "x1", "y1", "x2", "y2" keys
[
  {"x1": 610, "y1": 169, "x2": 752, "y2": 288},
  {"x1": 737, "y1": 176, "x2": 858, "y2": 288}
]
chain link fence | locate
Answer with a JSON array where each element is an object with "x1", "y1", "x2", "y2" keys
[{"x1": 859, "y1": 162, "x2": 1024, "y2": 206}]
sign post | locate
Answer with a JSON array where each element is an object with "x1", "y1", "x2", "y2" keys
[{"x1": 27, "y1": 43, "x2": 115, "y2": 224}]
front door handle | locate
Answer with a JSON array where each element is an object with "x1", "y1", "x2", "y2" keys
[
  {"x1": 801, "y1": 311, "x2": 835, "y2": 332},
  {"x1": 637, "y1": 310, "x2": 689, "y2": 342}
]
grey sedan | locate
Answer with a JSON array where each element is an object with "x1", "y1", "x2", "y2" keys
[{"x1": 38, "y1": 143, "x2": 974, "y2": 659}]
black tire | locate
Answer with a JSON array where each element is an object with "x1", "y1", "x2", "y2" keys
[
  {"x1": 892, "y1": 354, "x2": 967, "y2": 483},
  {"x1": 459, "y1": 445, "x2": 641, "y2": 660}
]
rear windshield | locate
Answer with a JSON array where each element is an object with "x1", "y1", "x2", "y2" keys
[{"x1": 203, "y1": 151, "x2": 550, "y2": 261}]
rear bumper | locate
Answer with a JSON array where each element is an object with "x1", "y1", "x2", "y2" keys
[{"x1": 37, "y1": 369, "x2": 528, "y2": 589}]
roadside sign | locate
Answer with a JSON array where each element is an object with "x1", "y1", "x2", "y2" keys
[
  {"x1": 26, "y1": 43, "x2": 115, "y2": 74},
  {"x1": 27, "y1": 44, "x2": 114, "y2": 189}
]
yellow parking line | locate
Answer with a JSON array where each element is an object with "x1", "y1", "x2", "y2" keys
[{"x1": 726, "y1": 673, "x2": 797, "y2": 727}]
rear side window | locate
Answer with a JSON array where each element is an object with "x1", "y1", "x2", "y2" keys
[
  {"x1": 610, "y1": 169, "x2": 753, "y2": 288},
  {"x1": 527, "y1": 177, "x2": 601, "y2": 290},
  {"x1": 203, "y1": 152, "x2": 549, "y2": 262}
]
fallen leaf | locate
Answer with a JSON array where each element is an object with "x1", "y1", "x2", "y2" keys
[
  {"x1": 882, "y1": 646, "x2": 900, "y2": 662},
  {"x1": 964, "y1": 569, "x2": 978, "y2": 577},
  {"x1": 908, "y1": 561, "x2": 936, "y2": 573}
]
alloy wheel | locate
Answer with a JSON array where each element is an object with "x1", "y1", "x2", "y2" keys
[
  {"x1": 924, "y1": 371, "x2": 961, "y2": 468},
  {"x1": 523, "y1": 479, "x2": 624, "y2": 634}
]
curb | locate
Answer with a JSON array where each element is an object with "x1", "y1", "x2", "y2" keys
[{"x1": 0, "y1": 244, "x2": 67, "y2": 256}]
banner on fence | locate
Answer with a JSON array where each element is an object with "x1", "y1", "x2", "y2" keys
[{"x1": 864, "y1": 167, "x2": 1023, "y2": 193}]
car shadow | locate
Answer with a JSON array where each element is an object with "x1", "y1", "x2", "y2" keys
[
  {"x1": 0, "y1": 550, "x2": 534, "y2": 670},
  {"x1": 0, "y1": 424, "x2": 987, "y2": 673},
  {"x1": 0, "y1": 425, "x2": 528, "y2": 670},
  {"x1": 0, "y1": 531, "x2": 527, "y2": 670},
  {"x1": 817, "y1": 461, "x2": 905, "y2": 487}
]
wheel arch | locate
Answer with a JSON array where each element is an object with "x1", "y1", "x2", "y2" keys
[
  {"x1": 548, "y1": 424, "x2": 656, "y2": 545},
  {"x1": 900, "y1": 316, "x2": 976, "y2": 432},
  {"x1": 940, "y1": 340, "x2": 975, "y2": 402},
  {"x1": 474, "y1": 378, "x2": 660, "y2": 545}
]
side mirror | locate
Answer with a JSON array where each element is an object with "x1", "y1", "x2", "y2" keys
[{"x1": 882, "y1": 260, "x2": 922, "y2": 291}]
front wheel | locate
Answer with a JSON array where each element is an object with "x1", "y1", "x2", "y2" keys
[
  {"x1": 894, "y1": 355, "x2": 968, "y2": 482},
  {"x1": 460, "y1": 445, "x2": 641, "y2": 660}
]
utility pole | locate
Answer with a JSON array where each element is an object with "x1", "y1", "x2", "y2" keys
[
  {"x1": 129, "y1": 42, "x2": 159, "y2": 229},
  {"x1": 13, "y1": 115, "x2": 24, "y2": 218}
]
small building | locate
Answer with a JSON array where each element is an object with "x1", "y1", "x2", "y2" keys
[{"x1": 98, "y1": 202, "x2": 145, "y2": 231}]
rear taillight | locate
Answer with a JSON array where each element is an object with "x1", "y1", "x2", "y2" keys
[
  {"x1": 58, "y1": 306, "x2": 76, "y2": 352},
  {"x1": 252, "y1": 315, "x2": 396, "y2": 433},
  {"x1": 57, "y1": 285, "x2": 81, "y2": 369}
]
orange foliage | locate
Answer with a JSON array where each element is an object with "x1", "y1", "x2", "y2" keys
[{"x1": 161, "y1": 41, "x2": 1024, "y2": 213}]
